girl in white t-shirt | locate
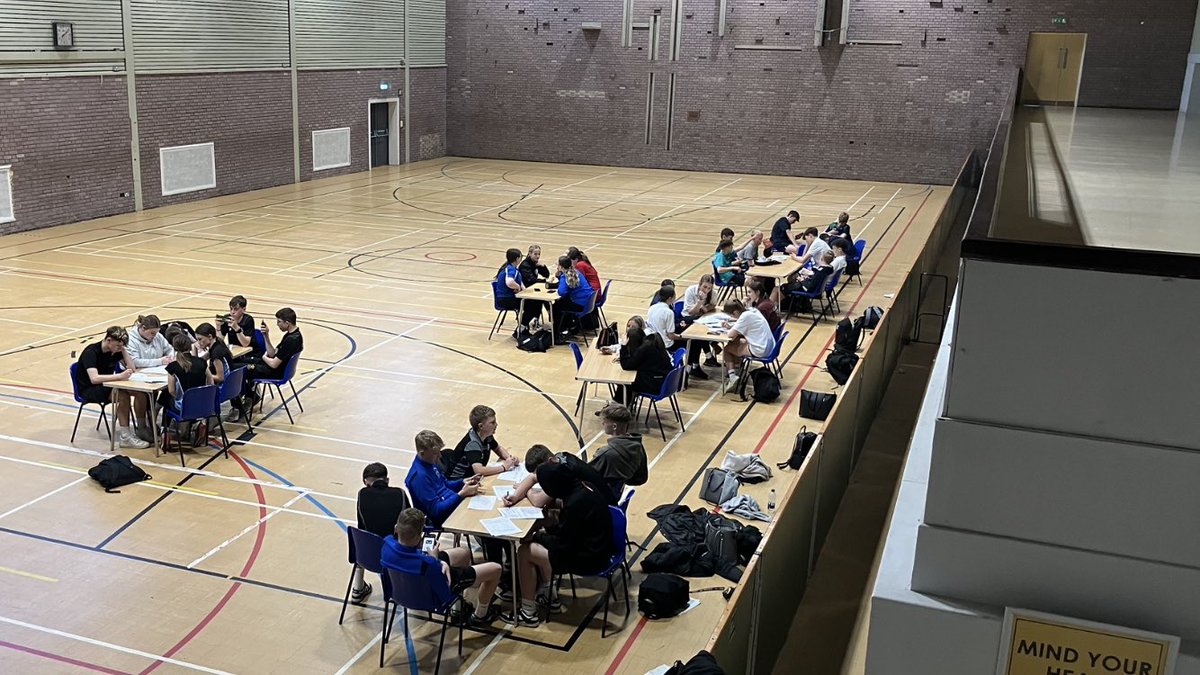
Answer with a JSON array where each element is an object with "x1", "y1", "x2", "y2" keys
[{"x1": 721, "y1": 299, "x2": 776, "y2": 388}]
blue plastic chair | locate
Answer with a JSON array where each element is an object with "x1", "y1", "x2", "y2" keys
[
  {"x1": 339, "y1": 527, "x2": 391, "y2": 626},
  {"x1": 784, "y1": 282, "x2": 825, "y2": 322},
  {"x1": 570, "y1": 342, "x2": 588, "y2": 416},
  {"x1": 218, "y1": 365, "x2": 251, "y2": 432},
  {"x1": 595, "y1": 279, "x2": 613, "y2": 328},
  {"x1": 848, "y1": 239, "x2": 867, "y2": 285},
  {"x1": 564, "y1": 291, "x2": 598, "y2": 347},
  {"x1": 634, "y1": 365, "x2": 686, "y2": 441},
  {"x1": 739, "y1": 330, "x2": 788, "y2": 385},
  {"x1": 563, "y1": 506, "x2": 631, "y2": 638},
  {"x1": 670, "y1": 347, "x2": 686, "y2": 369},
  {"x1": 254, "y1": 353, "x2": 303, "y2": 424},
  {"x1": 69, "y1": 363, "x2": 111, "y2": 443},
  {"x1": 712, "y1": 263, "x2": 742, "y2": 304},
  {"x1": 163, "y1": 384, "x2": 227, "y2": 467},
  {"x1": 380, "y1": 563, "x2": 465, "y2": 672},
  {"x1": 488, "y1": 279, "x2": 513, "y2": 341},
  {"x1": 823, "y1": 270, "x2": 844, "y2": 314},
  {"x1": 252, "y1": 329, "x2": 266, "y2": 354}
]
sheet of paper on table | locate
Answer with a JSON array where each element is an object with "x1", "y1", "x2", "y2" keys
[
  {"x1": 492, "y1": 486, "x2": 513, "y2": 500},
  {"x1": 645, "y1": 666, "x2": 671, "y2": 675},
  {"x1": 131, "y1": 373, "x2": 168, "y2": 383},
  {"x1": 492, "y1": 465, "x2": 531, "y2": 483},
  {"x1": 141, "y1": 366, "x2": 168, "y2": 375},
  {"x1": 697, "y1": 314, "x2": 730, "y2": 329},
  {"x1": 480, "y1": 517, "x2": 522, "y2": 537},
  {"x1": 468, "y1": 496, "x2": 497, "y2": 511},
  {"x1": 497, "y1": 507, "x2": 543, "y2": 520}
]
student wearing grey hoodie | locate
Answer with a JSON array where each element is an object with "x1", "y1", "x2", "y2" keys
[
  {"x1": 589, "y1": 404, "x2": 648, "y2": 498},
  {"x1": 125, "y1": 314, "x2": 175, "y2": 442}
]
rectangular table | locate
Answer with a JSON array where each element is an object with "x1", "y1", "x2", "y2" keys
[
  {"x1": 574, "y1": 344, "x2": 635, "y2": 419},
  {"x1": 229, "y1": 345, "x2": 252, "y2": 360},
  {"x1": 681, "y1": 313, "x2": 735, "y2": 393},
  {"x1": 746, "y1": 256, "x2": 802, "y2": 282},
  {"x1": 516, "y1": 284, "x2": 559, "y2": 334},
  {"x1": 441, "y1": 494, "x2": 540, "y2": 618},
  {"x1": 104, "y1": 375, "x2": 166, "y2": 455}
]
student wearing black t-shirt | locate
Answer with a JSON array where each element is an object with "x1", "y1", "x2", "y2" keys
[
  {"x1": 443, "y1": 405, "x2": 520, "y2": 480},
  {"x1": 350, "y1": 462, "x2": 412, "y2": 602},
  {"x1": 220, "y1": 295, "x2": 258, "y2": 357},
  {"x1": 769, "y1": 210, "x2": 800, "y2": 255},
  {"x1": 194, "y1": 323, "x2": 232, "y2": 385},
  {"x1": 160, "y1": 334, "x2": 212, "y2": 429},
  {"x1": 75, "y1": 326, "x2": 146, "y2": 449},
  {"x1": 240, "y1": 308, "x2": 304, "y2": 414}
]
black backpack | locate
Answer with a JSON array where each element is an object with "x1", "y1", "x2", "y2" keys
[
  {"x1": 834, "y1": 317, "x2": 860, "y2": 353},
  {"x1": 596, "y1": 322, "x2": 619, "y2": 348},
  {"x1": 638, "y1": 573, "x2": 690, "y2": 619},
  {"x1": 88, "y1": 455, "x2": 151, "y2": 493},
  {"x1": 825, "y1": 348, "x2": 860, "y2": 385},
  {"x1": 862, "y1": 306, "x2": 884, "y2": 330},
  {"x1": 748, "y1": 368, "x2": 780, "y2": 403},
  {"x1": 800, "y1": 390, "x2": 836, "y2": 420},
  {"x1": 515, "y1": 326, "x2": 552, "y2": 352},
  {"x1": 778, "y1": 426, "x2": 818, "y2": 470},
  {"x1": 666, "y1": 651, "x2": 725, "y2": 675}
]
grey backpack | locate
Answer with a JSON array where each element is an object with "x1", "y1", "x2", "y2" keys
[
  {"x1": 704, "y1": 517, "x2": 740, "y2": 569},
  {"x1": 700, "y1": 468, "x2": 739, "y2": 505}
]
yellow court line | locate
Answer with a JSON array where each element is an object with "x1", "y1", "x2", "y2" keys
[
  {"x1": 252, "y1": 422, "x2": 327, "y2": 433},
  {"x1": 0, "y1": 566, "x2": 59, "y2": 583},
  {"x1": 39, "y1": 461, "x2": 87, "y2": 473},
  {"x1": 0, "y1": 378, "x2": 35, "y2": 387},
  {"x1": 144, "y1": 481, "x2": 220, "y2": 497}
]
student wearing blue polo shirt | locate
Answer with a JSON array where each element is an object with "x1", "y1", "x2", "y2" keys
[
  {"x1": 405, "y1": 429, "x2": 481, "y2": 527},
  {"x1": 381, "y1": 508, "x2": 503, "y2": 627},
  {"x1": 551, "y1": 256, "x2": 595, "y2": 338},
  {"x1": 495, "y1": 248, "x2": 537, "y2": 326}
]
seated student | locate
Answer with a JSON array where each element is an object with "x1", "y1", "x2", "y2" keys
[
  {"x1": 835, "y1": 236, "x2": 860, "y2": 277},
  {"x1": 566, "y1": 247, "x2": 601, "y2": 294},
  {"x1": 721, "y1": 299, "x2": 777, "y2": 389},
  {"x1": 551, "y1": 256, "x2": 596, "y2": 338},
  {"x1": 350, "y1": 462, "x2": 412, "y2": 603},
  {"x1": 517, "y1": 244, "x2": 551, "y2": 287},
  {"x1": 646, "y1": 285, "x2": 681, "y2": 350},
  {"x1": 506, "y1": 464, "x2": 614, "y2": 626},
  {"x1": 738, "y1": 230, "x2": 765, "y2": 266},
  {"x1": 747, "y1": 279, "x2": 782, "y2": 334},
  {"x1": 382, "y1": 508, "x2": 503, "y2": 627},
  {"x1": 163, "y1": 321, "x2": 197, "y2": 352},
  {"x1": 495, "y1": 248, "x2": 538, "y2": 327},
  {"x1": 827, "y1": 237, "x2": 850, "y2": 278},
  {"x1": 822, "y1": 212, "x2": 852, "y2": 242},
  {"x1": 768, "y1": 210, "x2": 800, "y2": 255},
  {"x1": 715, "y1": 227, "x2": 736, "y2": 252},
  {"x1": 75, "y1": 326, "x2": 147, "y2": 449},
  {"x1": 194, "y1": 323, "x2": 231, "y2": 386},
  {"x1": 680, "y1": 275, "x2": 720, "y2": 377},
  {"x1": 713, "y1": 239, "x2": 746, "y2": 288},
  {"x1": 787, "y1": 251, "x2": 837, "y2": 312},
  {"x1": 241, "y1": 308, "x2": 303, "y2": 411},
  {"x1": 221, "y1": 295, "x2": 258, "y2": 357},
  {"x1": 617, "y1": 321, "x2": 672, "y2": 404},
  {"x1": 405, "y1": 429, "x2": 481, "y2": 527},
  {"x1": 126, "y1": 315, "x2": 175, "y2": 443},
  {"x1": 649, "y1": 279, "x2": 675, "y2": 305},
  {"x1": 792, "y1": 227, "x2": 831, "y2": 270},
  {"x1": 160, "y1": 333, "x2": 212, "y2": 436},
  {"x1": 589, "y1": 405, "x2": 647, "y2": 498},
  {"x1": 443, "y1": 405, "x2": 520, "y2": 480},
  {"x1": 502, "y1": 444, "x2": 616, "y2": 507}
]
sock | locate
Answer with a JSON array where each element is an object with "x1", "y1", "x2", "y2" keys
[
  {"x1": 521, "y1": 599, "x2": 537, "y2": 614},
  {"x1": 352, "y1": 566, "x2": 365, "y2": 590},
  {"x1": 537, "y1": 582, "x2": 551, "y2": 599},
  {"x1": 119, "y1": 424, "x2": 131, "y2": 433},
  {"x1": 474, "y1": 602, "x2": 489, "y2": 618}
]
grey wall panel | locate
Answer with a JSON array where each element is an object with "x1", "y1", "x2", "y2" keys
[
  {"x1": 0, "y1": 0, "x2": 124, "y2": 75},
  {"x1": 294, "y1": 0, "x2": 404, "y2": 69},
  {"x1": 408, "y1": 0, "x2": 446, "y2": 67},
  {"x1": 131, "y1": 0, "x2": 290, "y2": 73}
]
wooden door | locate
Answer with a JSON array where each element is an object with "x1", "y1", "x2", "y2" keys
[
  {"x1": 1022, "y1": 33, "x2": 1087, "y2": 104},
  {"x1": 1055, "y1": 33, "x2": 1087, "y2": 103}
]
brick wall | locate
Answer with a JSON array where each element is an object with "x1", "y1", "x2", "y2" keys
[
  {"x1": 136, "y1": 72, "x2": 294, "y2": 210},
  {"x1": 447, "y1": 0, "x2": 1198, "y2": 184},
  {"x1": 409, "y1": 68, "x2": 449, "y2": 161},
  {"x1": 298, "y1": 69, "x2": 404, "y2": 181},
  {"x1": 0, "y1": 76, "x2": 133, "y2": 234}
]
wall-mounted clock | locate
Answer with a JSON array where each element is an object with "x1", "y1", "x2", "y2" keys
[{"x1": 53, "y1": 22, "x2": 74, "y2": 49}]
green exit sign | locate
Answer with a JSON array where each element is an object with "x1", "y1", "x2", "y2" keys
[{"x1": 1052, "y1": 16, "x2": 1068, "y2": 26}]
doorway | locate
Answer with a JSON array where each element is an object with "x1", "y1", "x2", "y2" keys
[
  {"x1": 368, "y1": 98, "x2": 401, "y2": 168},
  {"x1": 1022, "y1": 33, "x2": 1087, "y2": 105}
]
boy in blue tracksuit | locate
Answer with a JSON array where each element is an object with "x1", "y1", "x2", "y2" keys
[{"x1": 405, "y1": 429, "x2": 480, "y2": 527}]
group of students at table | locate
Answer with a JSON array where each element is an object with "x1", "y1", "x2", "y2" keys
[
  {"x1": 349, "y1": 404, "x2": 648, "y2": 628},
  {"x1": 494, "y1": 244, "x2": 602, "y2": 339},
  {"x1": 72, "y1": 296, "x2": 304, "y2": 449}
]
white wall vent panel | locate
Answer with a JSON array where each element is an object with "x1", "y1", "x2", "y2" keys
[
  {"x1": 294, "y1": 0, "x2": 405, "y2": 69},
  {"x1": 408, "y1": 0, "x2": 446, "y2": 67},
  {"x1": 160, "y1": 143, "x2": 216, "y2": 196},
  {"x1": 0, "y1": 166, "x2": 14, "y2": 223},
  {"x1": 312, "y1": 128, "x2": 352, "y2": 171},
  {"x1": 131, "y1": 0, "x2": 290, "y2": 73}
]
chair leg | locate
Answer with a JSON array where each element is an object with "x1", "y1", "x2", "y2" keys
[
  {"x1": 289, "y1": 381, "x2": 303, "y2": 412},
  {"x1": 278, "y1": 385, "x2": 294, "y2": 424},
  {"x1": 457, "y1": 599, "x2": 464, "y2": 656},
  {"x1": 670, "y1": 396, "x2": 685, "y2": 431},
  {"x1": 601, "y1": 576, "x2": 612, "y2": 638},
  {"x1": 215, "y1": 416, "x2": 230, "y2": 460},
  {"x1": 434, "y1": 611, "x2": 449, "y2": 675},
  {"x1": 338, "y1": 565, "x2": 357, "y2": 625},
  {"x1": 380, "y1": 602, "x2": 395, "y2": 667},
  {"x1": 100, "y1": 406, "x2": 111, "y2": 440},
  {"x1": 575, "y1": 382, "x2": 586, "y2": 417},
  {"x1": 488, "y1": 311, "x2": 506, "y2": 341},
  {"x1": 71, "y1": 404, "x2": 84, "y2": 443},
  {"x1": 652, "y1": 402, "x2": 665, "y2": 442}
]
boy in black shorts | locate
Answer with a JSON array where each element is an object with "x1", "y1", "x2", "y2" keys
[
  {"x1": 235, "y1": 307, "x2": 304, "y2": 418},
  {"x1": 74, "y1": 326, "x2": 147, "y2": 449}
]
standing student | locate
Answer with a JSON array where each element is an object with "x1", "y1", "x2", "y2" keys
[
  {"x1": 75, "y1": 326, "x2": 147, "y2": 449},
  {"x1": 221, "y1": 295, "x2": 258, "y2": 356},
  {"x1": 792, "y1": 227, "x2": 831, "y2": 269},
  {"x1": 552, "y1": 256, "x2": 595, "y2": 337},
  {"x1": 443, "y1": 405, "x2": 521, "y2": 480},
  {"x1": 769, "y1": 210, "x2": 800, "y2": 255},
  {"x1": 126, "y1": 315, "x2": 174, "y2": 442},
  {"x1": 721, "y1": 299, "x2": 776, "y2": 389},
  {"x1": 349, "y1": 462, "x2": 412, "y2": 603},
  {"x1": 617, "y1": 320, "x2": 673, "y2": 403},
  {"x1": 567, "y1": 247, "x2": 601, "y2": 294},
  {"x1": 713, "y1": 239, "x2": 746, "y2": 288},
  {"x1": 822, "y1": 212, "x2": 852, "y2": 241},
  {"x1": 518, "y1": 244, "x2": 551, "y2": 287},
  {"x1": 589, "y1": 405, "x2": 647, "y2": 498}
]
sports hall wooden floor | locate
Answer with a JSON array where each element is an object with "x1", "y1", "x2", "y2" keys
[{"x1": 0, "y1": 158, "x2": 948, "y2": 675}]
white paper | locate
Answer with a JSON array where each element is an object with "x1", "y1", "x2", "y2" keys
[
  {"x1": 130, "y1": 373, "x2": 167, "y2": 383},
  {"x1": 492, "y1": 486, "x2": 513, "y2": 499},
  {"x1": 140, "y1": 366, "x2": 168, "y2": 375},
  {"x1": 468, "y1": 496, "x2": 497, "y2": 511},
  {"x1": 480, "y1": 517, "x2": 522, "y2": 537},
  {"x1": 645, "y1": 667, "x2": 672, "y2": 675},
  {"x1": 497, "y1": 507, "x2": 543, "y2": 520},
  {"x1": 647, "y1": 598, "x2": 701, "y2": 622},
  {"x1": 492, "y1": 465, "x2": 530, "y2": 483}
]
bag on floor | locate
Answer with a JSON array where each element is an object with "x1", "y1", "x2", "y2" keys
[
  {"x1": 638, "y1": 573, "x2": 691, "y2": 619},
  {"x1": 825, "y1": 348, "x2": 860, "y2": 386},
  {"x1": 799, "y1": 390, "x2": 836, "y2": 420},
  {"x1": 835, "y1": 317, "x2": 861, "y2": 353},
  {"x1": 699, "y1": 467, "x2": 739, "y2": 505},
  {"x1": 88, "y1": 455, "x2": 151, "y2": 493},
  {"x1": 516, "y1": 326, "x2": 552, "y2": 352},
  {"x1": 778, "y1": 426, "x2": 818, "y2": 470},
  {"x1": 597, "y1": 322, "x2": 619, "y2": 349},
  {"x1": 862, "y1": 306, "x2": 884, "y2": 330},
  {"x1": 748, "y1": 368, "x2": 780, "y2": 403},
  {"x1": 721, "y1": 451, "x2": 772, "y2": 484},
  {"x1": 704, "y1": 518, "x2": 740, "y2": 570},
  {"x1": 666, "y1": 650, "x2": 725, "y2": 675}
]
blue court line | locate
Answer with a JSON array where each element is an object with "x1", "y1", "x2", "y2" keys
[{"x1": 241, "y1": 457, "x2": 420, "y2": 674}]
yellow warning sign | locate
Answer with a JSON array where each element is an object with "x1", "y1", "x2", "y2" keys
[{"x1": 997, "y1": 609, "x2": 1178, "y2": 675}]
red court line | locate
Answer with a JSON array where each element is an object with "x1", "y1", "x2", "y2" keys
[
  {"x1": 137, "y1": 451, "x2": 268, "y2": 675},
  {"x1": 605, "y1": 189, "x2": 934, "y2": 674},
  {"x1": 0, "y1": 639, "x2": 130, "y2": 675}
]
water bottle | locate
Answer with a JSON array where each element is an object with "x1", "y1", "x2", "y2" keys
[{"x1": 767, "y1": 488, "x2": 776, "y2": 514}]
